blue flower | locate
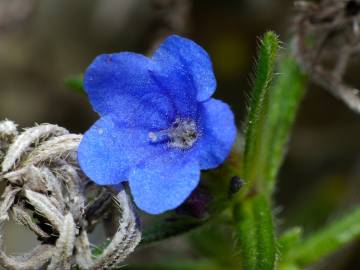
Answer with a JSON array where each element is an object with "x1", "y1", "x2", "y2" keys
[{"x1": 78, "y1": 35, "x2": 237, "y2": 214}]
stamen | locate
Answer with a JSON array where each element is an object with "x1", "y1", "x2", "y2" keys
[
  {"x1": 148, "y1": 132, "x2": 157, "y2": 142},
  {"x1": 148, "y1": 118, "x2": 199, "y2": 149}
]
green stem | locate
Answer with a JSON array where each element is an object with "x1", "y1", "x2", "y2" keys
[
  {"x1": 234, "y1": 32, "x2": 280, "y2": 270},
  {"x1": 284, "y1": 206, "x2": 360, "y2": 268},
  {"x1": 234, "y1": 31, "x2": 306, "y2": 269},
  {"x1": 234, "y1": 194, "x2": 276, "y2": 270}
]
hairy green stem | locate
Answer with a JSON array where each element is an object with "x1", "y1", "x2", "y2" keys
[
  {"x1": 234, "y1": 30, "x2": 306, "y2": 270},
  {"x1": 234, "y1": 32, "x2": 280, "y2": 270},
  {"x1": 234, "y1": 194, "x2": 276, "y2": 270}
]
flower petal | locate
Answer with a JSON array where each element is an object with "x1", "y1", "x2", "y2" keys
[
  {"x1": 197, "y1": 98, "x2": 237, "y2": 170},
  {"x1": 84, "y1": 52, "x2": 175, "y2": 127},
  {"x1": 78, "y1": 115, "x2": 161, "y2": 185},
  {"x1": 149, "y1": 69, "x2": 199, "y2": 119},
  {"x1": 129, "y1": 151, "x2": 200, "y2": 214},
  {"x1": 152, "y1": 35, "x2": 217, "y2": 102}
]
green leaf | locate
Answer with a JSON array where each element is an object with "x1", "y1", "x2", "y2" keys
[
  {"x1": 122, "y1": 260, "x2": 219, "y2": 270},
  {"x1": 242, "y1": 31, "x2": 280, "y2": 187},
  {"x1": 283, "y1": 206, "x2": 360, "y2": 268},
  {"x1": 278, "y1": 227, "x2": 303, "y2": 255},
  {"x1": 279, "y1": 263, "x2": 300, "y2": 270},
  {"x1": 140, "y1": 217, "x2": 205, "y2": 246},
  {"x1": 190, "y1": 222, "x2": 240, "y2": 267},
  {"x1": 91, "y1": 241, "x2": 109, "y2": 258},
  {"x1": 65, "y1": 74, "x2": 85, "y2": 93},
  {"x1": 260, "y1": 57, "x2": 306, "y2": 190}
]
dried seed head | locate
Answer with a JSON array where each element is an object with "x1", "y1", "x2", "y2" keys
[
  {"x1": 47, "y1": 213, "x2": 76, "y2": 270},
  {"x1": 0, "y1": 120, "x2": 141, "y2": 270},
  {"x1": 88, "y1": 190, "x2": 141, "y2": 270},
  {"x1": 294, "y1": 0, "x2": 360, "y2": 113},
  {"x1": 1, "y1": 124, "x2": 68, "y2": 172},
  {"x1": 0, "y1": 120, "x2": 18, "y2": 139}
]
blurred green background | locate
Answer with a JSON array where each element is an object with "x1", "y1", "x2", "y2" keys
[{"x1": 0, "y1": 0, "x2": 359, "y2": 269}]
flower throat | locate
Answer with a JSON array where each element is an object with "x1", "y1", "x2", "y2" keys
[{"x1": 149, "y1": 118, "x2": 198, "y2": 149}]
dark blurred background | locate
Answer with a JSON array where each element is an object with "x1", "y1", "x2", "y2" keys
[{"x1": 0, "y1": 0, "x2": 359, "y2": 269}]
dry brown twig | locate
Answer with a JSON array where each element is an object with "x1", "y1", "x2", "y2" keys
[
  {"x1": 0, "y1": 0, "x2": 38, "y2": 32},
  {"x1": 0, "y1": 120, "x2": 141, "y2": 270},
  {"x1": 149, "y1": 0, "x2": 191, "y2": 52},
  {"x1": 294, "y1": 0, "x2": 360, "y2": 113}
]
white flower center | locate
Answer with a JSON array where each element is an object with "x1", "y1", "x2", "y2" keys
[{"x1": 149, "y1": 118, "x2": 198, "y2": 149}]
